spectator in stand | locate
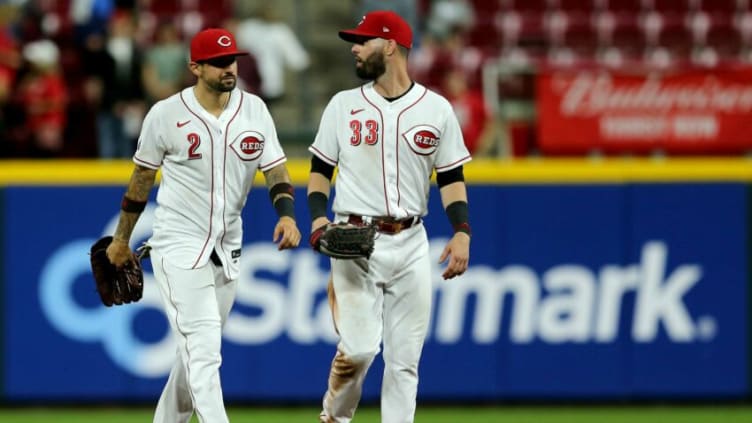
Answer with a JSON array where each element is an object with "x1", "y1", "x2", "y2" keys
[
  {"x1": 442, "y1": 66, "x2": 504, "y2": 157},
  {"x1": 14, "y1": 39, "x2": 68, "y2": 157},
  {"x1": 0, "y1": 4, "x2": 21, "y2": 157},
  {"x1": 97, "y1": 9, "x2": 146, "y2": 158},
  {"x1": 409, "y1": 0, "x2": 483, "y2": 92},
  {"x1": 141, "y1": 19, "x2": 190, "y2": 104},
  {"x1": 222, "y1": 17, "x2": 262, "y2": 96},
  {"x1": 79, "y1": 28, "x2": 121, "y2": 158},
  {"x1": 234, "y1": 4, "x2": 310, "y2": 105},
  {"x1": 70, "y1": 0, "x2": 116, "y2": 42}
]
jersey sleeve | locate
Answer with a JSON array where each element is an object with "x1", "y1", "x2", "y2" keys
[
  {"x1": 257, "y1": 97, "x2": 287, "y2": 171},
  {"x1": 434, "y1": 97, "x2": 472, "y2": 173},
  {"x1": 133, "y1": 102, "x2": 166, "y2": 169},
  {"x1": 308, "y1": 94, "x2": 341, "y2": 166}
]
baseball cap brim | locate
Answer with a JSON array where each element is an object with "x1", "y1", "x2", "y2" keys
[
  {"x1": 338, "y1": 30, "x2": 378, "y2": 44},
  {"x1": 193, "y1": 50, "x2": 249, "y2": 63}
]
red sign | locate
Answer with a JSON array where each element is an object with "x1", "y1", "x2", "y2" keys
[{"x1": 537, "y1": 69, "x2": 752, "y2": 154}]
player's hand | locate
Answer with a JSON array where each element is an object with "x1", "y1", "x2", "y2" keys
[
  {"x1": 273, "y1": 216, "x2": 301, "y2": 250},
  {"x1": 106, "y1": 238, "x2": 136, "y2": 268},
  {"x1": 309, "y1": 216, "x2": 331, "y2": 251},
  {"x1": 311, "y1": 217, "x2": 331, "y2": 233},
  {"x1": 438, "y1": 232, "x2": 470, "y2": 280}
]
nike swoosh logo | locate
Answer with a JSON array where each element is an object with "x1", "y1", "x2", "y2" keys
[
  {"x1": 177, "y1": 120, "x2": 191, "y2": 128},
  {"x1": 350, "y1": 108, "x2": 365, "y2": 115}
]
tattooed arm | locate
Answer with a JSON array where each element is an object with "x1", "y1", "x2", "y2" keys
[
  {"x1": 106, "y1": 165, "x2": 158, "y2": 266},
  {"x1": 263, "y1": 164, "x2": 301, "y2": 250},
  {"x1": 263, "y1": 163, "x2": 292, "y2": 198}
]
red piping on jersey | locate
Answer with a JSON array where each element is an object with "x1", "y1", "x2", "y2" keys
[
  {"x1": 217, "y1": 92, "x2": 244, "y2": 263},
  {"x1": 180, "y1": 90, "x2": 215, "y2": 269},
  {"x1": 359, "y1": 85, "x2": 389, "y2": 215},
  {"x1": 133, "y1": 156, "x2": 161, "y2": 169},
  {"x1": 259, "y1": 155, "x2": 287, "y2": 171},
  {"x1": 309, "y1": 146, "x2": 337, "y2": 166},
  {"x1": 435, "y1": 154, "x2": 472, "y2": 171},
  {"x1": 395, "y1": 86, "x2": 428, "y2": 211}
]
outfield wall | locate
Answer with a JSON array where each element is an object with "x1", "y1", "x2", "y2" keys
[{"x1": 0, "y1": 159, "x2": 749, "y2": 401}]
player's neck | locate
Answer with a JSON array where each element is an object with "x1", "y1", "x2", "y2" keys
[
  {"x1": 193, "y1": 85, "x2": 231, "y2": 117},
  {"x1": 373, "y1": 69, "x2": 412, "y2": 99}
]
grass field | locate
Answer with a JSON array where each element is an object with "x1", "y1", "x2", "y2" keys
[{"x1": 1, "y1": 405, "x2": 751, "y2": 422}]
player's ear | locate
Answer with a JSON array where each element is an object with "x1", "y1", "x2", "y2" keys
[
  {"x1": 187, "y1": 61, "x2": 201, "y2": 76},
  {"x1": 385, "y1": 39, "x2": 398, "y2": 56}
]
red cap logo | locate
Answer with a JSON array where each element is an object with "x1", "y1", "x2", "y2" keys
[{"x1": 190, "y1": 28, "x2": 248, "y2": 62}]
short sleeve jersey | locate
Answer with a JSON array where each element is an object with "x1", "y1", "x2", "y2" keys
[
  {"x1": 134, "y1": 87, "x2": 286, "y2": 279},
  {"x1": 309, "y1": 81, "x2": 471, "y2": 219}
]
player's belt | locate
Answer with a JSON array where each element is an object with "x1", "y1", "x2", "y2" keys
[{"x1": 348, "y1": 215, "x2": 422, "y2": 235}]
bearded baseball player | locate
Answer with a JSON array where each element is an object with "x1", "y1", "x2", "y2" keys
[
  {"x1": 106, "y1": 28, "x2": 301, "y2": 423},
  {"x1": 307, "y1": 10, "x2": 472, "y2": 423}
]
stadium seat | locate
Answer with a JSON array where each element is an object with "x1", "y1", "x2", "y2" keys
[
  {"x1": 704, "y1": 24, "x2": 743, "y2": 56},
  {"x1": 654, "y1": 20, "x2": 694, "y2": 58},
  {"x1": 555, "y1": 0, "x2": 597, "y2": 14},
  {"x1": 607, "y1": 20, "x2": 648, "y2": 56},
  {"x1": 649, "y1": 0, "x2": 692, "y2": 15},
  {"x1": 502, "y1": 0, "x2": 550, "y2": 14},
  {"x1": 559, "y1": 18, "x2": 599, "y2": 49},
  {"x1": 147, "y1": 0, "x2": 181, "y2": 17},
  {"x1": 469, "y1": 0, "x2": 503, "y2": 15},
  {"x1": 466, "y1": 16, "x2": 504, "y2": 54},
  {"x1": 735, "y1": 11, "x2": 752, "y2": 43},
  {"x1": 498, "y1": 9, "x2": 547, "y2": 45},
  {"x1": 692, "y1": 11, "x2": 737, "y2": 44},
  {"x1": 546, "y1": 16, "x2": 598, "y2": 66},
  {"x1": 697, "y1": 0, "x2": 739, "y2": 14},
  {"x1": 604, "y1": 0, "x2": 645, "y2": 14}
]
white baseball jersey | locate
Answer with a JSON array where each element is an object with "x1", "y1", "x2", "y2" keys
[
  {"x1": 134, "y1": 86, "x2": 286, "y2": 279},
  {"x1": 309, "y1": 81, "x2": 471, "y2": 219}
]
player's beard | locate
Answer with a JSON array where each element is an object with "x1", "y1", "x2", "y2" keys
[
  {"x1": 207, "y1": 74, "x2": 237, "y2": 92},
  {"x1": 355, "y1": 51, "x2": 386, "y2": 80}
]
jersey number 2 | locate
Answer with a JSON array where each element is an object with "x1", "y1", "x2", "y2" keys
[
  {"x1": 349, "y1": 119, "x2": 379, "y2": 146},
  {"x1": 187, "y1": 133, "x2": 202, "y2": 160}
]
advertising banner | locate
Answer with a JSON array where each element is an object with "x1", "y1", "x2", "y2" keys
[
  {"x1": 537, "y1": 69, "x2": 752, "y2": 154},
  {"x1": 1, "y1": 184, "x2": 748, "y2": 400}
]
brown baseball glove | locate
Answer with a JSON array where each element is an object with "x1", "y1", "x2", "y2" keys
[
  {"x1": 89, "y1": 236, "x2": 145, "y2": 306},
  {"x1": 309, "y1": 222, "x2": 377, "y2": 259}
]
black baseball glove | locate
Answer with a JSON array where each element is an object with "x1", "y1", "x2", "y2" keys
[
  {"x1": 89, "y1": 236, "x2": 146, "y2": 306},
  {"x1": 309, "y1": 222, "x2": 377, "y2": 259}
]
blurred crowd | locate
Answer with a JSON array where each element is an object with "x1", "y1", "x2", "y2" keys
[{"x1": 0, "y1": 0, "x2": 506, "y2": 159}]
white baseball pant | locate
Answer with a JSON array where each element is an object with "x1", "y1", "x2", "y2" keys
[
  {"x1": 150, "y1": 249, "x2": 237, "y2": 423},
  {"x1": 320, "y1": 224, "x2": 432, "y2": 423}
]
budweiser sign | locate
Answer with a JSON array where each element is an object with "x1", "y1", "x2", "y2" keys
[
  {"x1": 537, "y1": 69, "x2": 752, "y2": 154},
  {"x1": 558, "y1": 74, "x2": 752, "y2": 116}
]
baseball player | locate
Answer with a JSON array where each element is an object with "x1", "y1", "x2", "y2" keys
[
  {"x1": 307, "y1": 10, "x2": 472, "y2": 423},
  {"x1": 106, "y1": 28, "x2": 301, "y2": 423}
]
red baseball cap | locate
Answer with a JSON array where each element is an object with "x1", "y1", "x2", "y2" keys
[
  {"x1": 339, "y1": 10, "x2": 413, "y2": 49},
  {"x1": 190, "y1": 28, "x2": 248, "y2": 62}
]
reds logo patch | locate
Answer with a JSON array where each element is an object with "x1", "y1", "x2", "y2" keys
[
  {"x1": 230, "y1": 131, "x2": 265, "y2": 161},
  {"x1": 403, "y1": 125, "x2": 441, "y2": 156}
]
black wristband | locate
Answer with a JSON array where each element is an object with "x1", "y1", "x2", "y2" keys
[
  {"x1": 121, "y1": 195, "x2": 147, "y2": 213},
  {"x1": 273, "y1": 196, "x2": 295, "y2": 219},
  {"x1": 445, "y1": 201, "x2": 471, "y2": 235},
  {"x1": 308, "y1": 191, "x2": 329, "y2": 221},
  {"x1": 269, "y1": 182, "x2": 294, "y2": 203}
]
